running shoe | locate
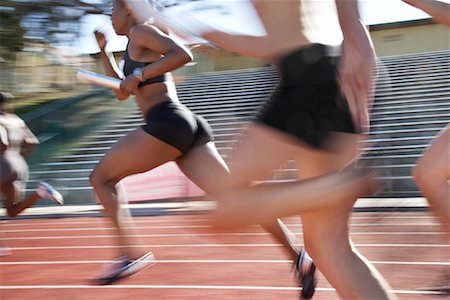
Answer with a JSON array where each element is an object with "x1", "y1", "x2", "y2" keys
[
  {"x1": 294, "y1": 249, "x2": 317, "y2": 299},
  {"x1": 91, "y1": 251, "x2": 155, "y2": 285},
  {"x1": 36, "y1": 181, "x2": 64, "y2": 205}
]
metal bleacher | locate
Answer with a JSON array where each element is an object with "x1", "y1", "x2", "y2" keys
[{"x1": 29, "y1": 50, "x2": 450, "y2": 204}]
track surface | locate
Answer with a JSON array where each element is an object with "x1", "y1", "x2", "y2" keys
[{"x1": 1, "y1": 211, "x2": 449, "y2": 299}]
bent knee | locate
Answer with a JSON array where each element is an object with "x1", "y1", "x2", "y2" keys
[{"x1": 89, "y1": 169, "x2": 117, "y2": 188}]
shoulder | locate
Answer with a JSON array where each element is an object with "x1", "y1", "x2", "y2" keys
[{"x1": 129, "y1": 23, "x2": 165, "y2": 41}]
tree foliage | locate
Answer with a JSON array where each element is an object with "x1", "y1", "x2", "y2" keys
[{"x1": 0, "y1": 0, "x2": 109, "y2": 61}]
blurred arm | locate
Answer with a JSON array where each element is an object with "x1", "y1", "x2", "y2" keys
[
  {"x1": 201, "y1": 32, "x2": 271, "y2": 60},
  {"x1": 335, "y1": 0, "x2": 376, "y2": 132},
  {"x1": 402, "y1": 0, "x2": 450, "y2": 27},
  {"x1": 152, "y1": 3, "x2": 272, "y2": 60}
]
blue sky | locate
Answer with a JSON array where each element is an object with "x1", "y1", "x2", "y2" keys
[{"x1": 75, "y1": 0, "x2": 442, "y2": 55}]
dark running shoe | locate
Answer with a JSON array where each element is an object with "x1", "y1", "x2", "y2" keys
[
  {"x1": 294, "y1": 249, "x2": 317, "y2": 299},
  {"x1": 91, "y1": 252, "x2": 155, "y2": 285}
]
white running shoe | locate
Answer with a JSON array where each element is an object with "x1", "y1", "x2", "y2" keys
[{"x1": 36, "y1": 181, "x2": 64, "y2": 205}]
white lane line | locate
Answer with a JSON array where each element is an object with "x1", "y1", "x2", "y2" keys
[
  {"x1": 1, "y1": 260, "x2": 448, "y2": 266},
  {"x1": 0, "y1": 223, "x2": 442, "y2": 233},
  {"x1": 0, "y1": 219, "x2": 214, "y2": 226},
  {"x1": 1, "y1": 231, "x2": 446, "y2": 241},
  {"x1": 0, "y1": 285, "x2": 443, "y2": 295},
  {"x1": 1, "y1": 233, "x2": 270, "y2": 240},
  {"x1": 0, "y1": 216, "x2": 437, "y2": 227},
  {"x1": 0, "y1": 259, "x2": 290, "y2": 265},
  {"x1": 1, "y1": 226, "x2": 209, "y2": 232},
  {"x1": 5, "y1": 243, "x2": 449, "y2": 251}
]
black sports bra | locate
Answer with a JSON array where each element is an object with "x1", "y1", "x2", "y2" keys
[{"x1": 123, "y1": 46, "x2": 167, "y2": 88}]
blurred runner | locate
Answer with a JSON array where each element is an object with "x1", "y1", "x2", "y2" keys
[{"x1": 155, "y1": 0, "x2": 396, "y2": 299}]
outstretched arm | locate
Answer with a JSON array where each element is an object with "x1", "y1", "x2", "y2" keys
[
  {"x1": 402, "y1": 0, "x2": 450, "y2": 27},
  {"x1": 152, "y1": 4, "x2": 273, "y2": 60}
]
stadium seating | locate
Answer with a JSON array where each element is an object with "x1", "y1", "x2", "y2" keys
[{"x1": 29, "y1": 50, "x2": 450, "y2": 203}]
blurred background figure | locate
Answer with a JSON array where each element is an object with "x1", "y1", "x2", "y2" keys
[{"x1": 0, "y1": 91, "x2": 63, "y2": 219}]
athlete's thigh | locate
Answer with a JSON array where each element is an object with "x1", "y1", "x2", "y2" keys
[
  {"x1": 295, "y1": 132, "x2": 361, "y2": 179},
  {"x1": 92, "y1": 128, "x2": 182, "y2": 183},
  {"x1": 295, "y1": 133, "x2": 360, "y2": 247},
  {"x1": 176, "y1": 142, "x2": 230, "y2": 196},
  {"x1": 224, "y1": 123, "x2": 300, "y2": 188},
  {"x1": 0, "y1": 155, "x2": 19, "y2": 187}
]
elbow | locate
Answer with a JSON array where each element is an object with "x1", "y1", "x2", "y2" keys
[
  {"x1": 183, "y1": 51, "x2": 193, "y2": 65},
  {"x1": 179, "y1": 49, "x2": 193, "y2": 65}
]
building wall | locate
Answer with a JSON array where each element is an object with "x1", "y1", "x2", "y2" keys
[
  {"x1": 180, "y1": 19, "x2": 449, "y2": 73},
  {"x1": 176, "y1": 45, "x2": 267, "y2": 78},
  {"x1": 370, "y1": 23, "x2": 450, "y2": 57}
]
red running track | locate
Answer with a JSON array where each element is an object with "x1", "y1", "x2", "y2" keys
[{"x1": 1, "y1": 211, "x2": 449, "y2": 300}]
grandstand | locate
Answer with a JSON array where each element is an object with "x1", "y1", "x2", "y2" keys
[{"x1": 27, "y1": 49, "x2": 450, "y2": 204}]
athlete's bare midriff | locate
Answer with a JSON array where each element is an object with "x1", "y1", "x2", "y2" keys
[
  {"x1": 252, "y1": 0, "x2": 313, "y2": 61},
  {"x1": 133, "y1": 78, "x2": 180, "y2": 118}
]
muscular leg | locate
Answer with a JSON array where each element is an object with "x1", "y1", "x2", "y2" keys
[
  {"x1": 177, "y1": 141, "x2": 299, "y2": 260},
  {"x1": 176, "y1": 141, "x2": 230, "y2": 197},
  {"x1": 209, "y1": 124, "x2": 374, "y2": 229},
  {"x1": 90, "y1": 128, "x2": 181, "y2": 259},
  {"x1": 2, "y1": 180, "x2": 40, "y2": 218},
  {"x1": 177, "y1": 128, "x2": 298, "y2": 233},
  {"x1": 261, "y1": 219, "x2": 299, "y2": 259},
  {"x1": 0, "y1": 159, "x2": 40, "y2": 218},
  {"x1": 298, "y1": 132, "x2": 395, "y2": 300},
  {"x1": 413, "y1": 126, "x2": 449, "y2": 229},
  {"x1": 412, "y1": 126, "x2": 450, "y2": 289}
]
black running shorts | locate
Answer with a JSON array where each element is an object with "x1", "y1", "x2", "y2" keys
[
  {"x1": 257, "y1": 43, "x2": 359, "y2": 149},
  {"x1": 142, "y1": 101, "x2": 213, "y2": 155}
]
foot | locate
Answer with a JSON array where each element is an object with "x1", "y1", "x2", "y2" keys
[
  {"x1": 91, "y1": 251, "x2": 155, "y2": 285},
  {"x1": 294, "y1": 249, "x2": 317, "y2": 299},
  {"x1": 36, "y1": 181, "x2": 64, "y2": 205}
]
